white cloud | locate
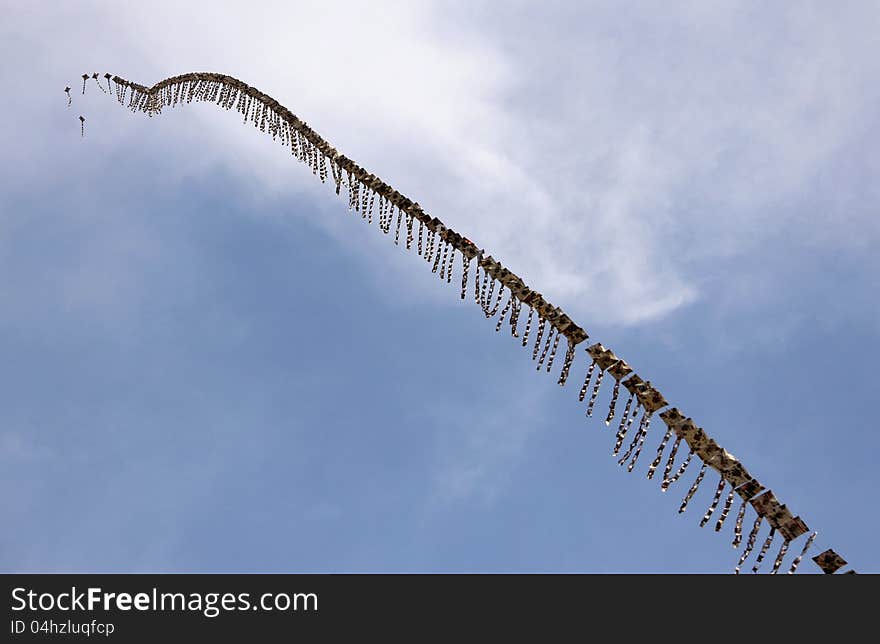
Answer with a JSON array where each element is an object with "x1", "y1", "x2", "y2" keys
[{"x1": 3, "y1": 0, "x2": 878, "y2": 328}]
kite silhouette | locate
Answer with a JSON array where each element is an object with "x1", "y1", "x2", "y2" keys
[{"x1": 68, "y1": 71, "x2": 854, "y2": 575}]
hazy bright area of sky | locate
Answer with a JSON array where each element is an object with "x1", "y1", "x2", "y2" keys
[{"x1": 1, "y1": 1, "x2": 878, "y2": 573}]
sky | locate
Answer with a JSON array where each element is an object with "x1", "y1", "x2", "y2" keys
[{"x1": 1, "y1": 1, "x2": 878, "y2": 573}]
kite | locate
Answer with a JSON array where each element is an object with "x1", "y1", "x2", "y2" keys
[{"x1": 67, "y1": 71, "x2": 857, "y2": 574}]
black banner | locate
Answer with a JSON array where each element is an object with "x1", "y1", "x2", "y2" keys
[{"x1": 2, "y1": 574, "x2": 867, "y2": 640}]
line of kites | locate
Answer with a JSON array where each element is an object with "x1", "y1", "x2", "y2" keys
[{"x1": 68, "y1": 71, "x2": 857, "y2": 575}]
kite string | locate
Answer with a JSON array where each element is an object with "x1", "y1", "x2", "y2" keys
[{"x1": 86, "y1": 71, "x2": 848, "y2": 574}]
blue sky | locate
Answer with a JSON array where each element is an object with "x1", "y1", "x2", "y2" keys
[{"x1": 2, "y1": 1, "x2": 878, "y2": 572}]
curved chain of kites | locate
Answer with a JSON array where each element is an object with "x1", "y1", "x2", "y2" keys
[{"x1": 70, "y1": 71, "x2": 855, "y2": 574}]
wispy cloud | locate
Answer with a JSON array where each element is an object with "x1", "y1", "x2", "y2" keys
[
  {"x1": 428, "y1": 386, "x2": 547, "y2": 506},
  {"x1": 5, "y1": 1, "x2": 879, "y2": 328}
]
